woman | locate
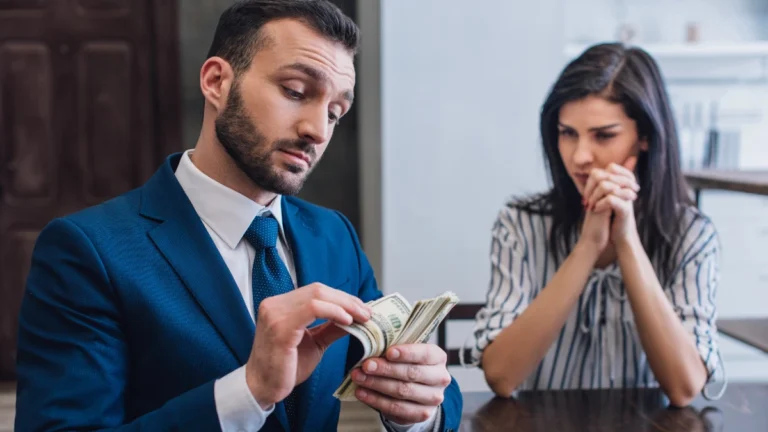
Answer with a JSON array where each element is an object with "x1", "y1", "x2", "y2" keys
[{"x1": 467, "y1": 43, "x2": 724, "y2": 406}]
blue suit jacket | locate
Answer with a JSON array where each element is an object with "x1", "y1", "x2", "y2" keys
[{"x1": 14, "y1": 154, "x2": 462, "y2": 432}]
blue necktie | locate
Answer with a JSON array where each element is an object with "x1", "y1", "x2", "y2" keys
[{"x1": 244, "y1": 215, "x2": 298, "y2": 429}]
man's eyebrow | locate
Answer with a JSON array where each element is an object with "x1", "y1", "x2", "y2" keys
[
  {"x1": 279, "y1": 62, "x2": 354, "y2": 103},
  {"x1": 280, "y1": 62, "x2": 328, "y2": 83}
]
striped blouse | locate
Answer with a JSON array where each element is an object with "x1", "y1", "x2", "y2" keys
[{"x1": 468, "y1": 202, "x2": 724, "y2": 394}]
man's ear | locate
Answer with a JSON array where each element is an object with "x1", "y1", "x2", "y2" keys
[{"x1": 200, "y1": 57, "x2": 235, "y2": 113}]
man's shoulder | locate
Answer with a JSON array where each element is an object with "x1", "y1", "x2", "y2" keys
[
  {"x1": 283, "y1": 196, "x2": 350, "y2": 227},
  {"x1": 282, "y1": 196, "x2": 362, "y2": 253},
  {"x1": 59, "y1": 188, "x2": 147, "y2": 239}
]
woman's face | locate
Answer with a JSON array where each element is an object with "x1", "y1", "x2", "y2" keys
[{"x1": 557, "y1": 95, "x2": 647, "y2": 195}]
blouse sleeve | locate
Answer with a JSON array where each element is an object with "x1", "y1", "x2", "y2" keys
[
  {"x1": 469, "y1": 207, "x2": 536, "y2": 367},
  {"x1": 665, "y1": 214, "x2": 724, "y2": 388}
]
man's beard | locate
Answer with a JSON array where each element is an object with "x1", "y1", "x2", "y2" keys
[{"x1": 214, "y1": 82, "x2": 318, "y2": 196}]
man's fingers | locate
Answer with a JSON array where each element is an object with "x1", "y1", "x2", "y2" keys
[
  {"x1": 355, "y1": 388, "x2": 437, "y2": 425},
  {"x1": 352, "y1": 369, "x2": 444, "y2": 406},
  {"x1": 260, "y1": 285, "x2": 371, "y2": 336},
  {"x1": 385, "y1": 344, "x2": 447, "y2": 366},
  {"x1": 300, "y1": 283, "x2": 372, "y2": 323},
  {"x1": 285, "y1": 298, "x2": 354, "y2": 330},
  {"x1": 361, "y1": 358, "x2": 452, "y2": 387},
  {"x1": 308, "y1": 321, "x2": 350, "y2": 348}
]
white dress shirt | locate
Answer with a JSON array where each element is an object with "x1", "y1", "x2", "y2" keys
[{"x1": 175, "y1": 150, "x2": 439, "y2": 431}]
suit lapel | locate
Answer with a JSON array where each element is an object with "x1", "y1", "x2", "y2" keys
[
  {"x1": 140, "y1": 154, "x2": 254, "y2": 366},
  {"x1": 282, "y1": 198, "x2": 339, "y2": 432},
  {"x1": 140, "y1": 163, "x2": 345, "y2": 432},
  {"x1": 282, "y1": 197, "x2": 329, "y2": 289}
]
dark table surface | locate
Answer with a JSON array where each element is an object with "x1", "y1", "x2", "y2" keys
[
  {"x1": 719, "y1": 318, "x2": 768, "y2": 354},
  {"x1": 685, "y1": 170, "x2": 768, "y2": 196},
  {"x1": 460, "y1": 383, "x2": 768, "y2": 431}
]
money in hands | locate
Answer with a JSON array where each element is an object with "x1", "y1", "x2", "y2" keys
[{"x1": 333, "y1": 291, "x2": 460, "y2": 401}]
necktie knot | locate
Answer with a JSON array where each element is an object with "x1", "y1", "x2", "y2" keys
[{"x1": 244, "y1": 215, "x2": 279, "y2": 249}]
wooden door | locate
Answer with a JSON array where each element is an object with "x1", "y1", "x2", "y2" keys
[{"x1": 0, "y1": 0, "x2": 181, "y2": 379}]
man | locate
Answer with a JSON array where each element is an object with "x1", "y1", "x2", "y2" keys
[{"x1": 13, "y1": 1, "x2": 462, "y2": 431}]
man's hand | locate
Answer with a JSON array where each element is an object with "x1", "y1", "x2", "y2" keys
[
  {"x1": 352, "y1": 344, "x2": 451, "y2": 425},
  {"x1": 245, "y1": 283, "x2": 372, "y2": 408}
]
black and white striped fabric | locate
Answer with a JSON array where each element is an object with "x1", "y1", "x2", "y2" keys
[{"x1": 468, "y1": 203, "x2": 724, "y2": 394}]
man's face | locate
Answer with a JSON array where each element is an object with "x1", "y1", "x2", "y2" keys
[{"x1": 215, "y1": 19, "x2": 356, "y2": 195}]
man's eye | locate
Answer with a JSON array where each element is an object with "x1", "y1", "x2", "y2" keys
[
  {"x1": 328, "y1": 113, "x2": 340, "y2": 124},
  {"x1": 283, "y1": 86, "x2": 304, "y2": 100}
]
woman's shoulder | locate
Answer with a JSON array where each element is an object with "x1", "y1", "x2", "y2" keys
[
  {"x1": 492, "y1": 194, "x2": 552, "y2": 241},
  {"x1": 497, "y1": 194, "x2": 551, "y2": 220},
  {"x1": 672, "y1": 205, "x2": 720, "y2": 259},
  {"x1": 677, "y1": 205, "x2": 718, "y2": 236}
]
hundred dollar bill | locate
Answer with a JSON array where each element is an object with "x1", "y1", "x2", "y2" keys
[
  {"x1": 333, "y1": 293, "x2": 412, "y2": 400},
  {"x1": 333, "y1": 291, "x2": 460, "y2": 401}
]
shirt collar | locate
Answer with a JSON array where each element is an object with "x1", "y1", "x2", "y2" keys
[{"x1": 174, "y1": 150, "x2": 285, "y2": 250}]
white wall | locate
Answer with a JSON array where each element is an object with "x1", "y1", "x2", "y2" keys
[
  {"x1": 363, "y1": 0, "x2": 768, "y2": 307},
  {"x1": 358, "y1": 0, "x2": 768, "y2": 392},
  {"x1": 566, "y1": 0, "x2": 768, "y2": 44},
  {"x1": 359, "y1": 0, "x2": 564, "y2": 391},
  {"x1": 378, "y1": 0, "x2": 560, "y2": 300}
]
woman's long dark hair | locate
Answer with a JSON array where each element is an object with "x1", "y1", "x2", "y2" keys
[{"x1": 515, "y1": 42, "x2": 693, "y2": 280}]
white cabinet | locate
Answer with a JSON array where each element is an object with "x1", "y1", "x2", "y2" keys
[{"x1": 700, "y1": 191, "x2": 768, "y2": 318}]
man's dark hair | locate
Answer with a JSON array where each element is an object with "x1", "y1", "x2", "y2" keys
[{"x1": 207, "y1": 0, "x2": 359, "y2": 75}]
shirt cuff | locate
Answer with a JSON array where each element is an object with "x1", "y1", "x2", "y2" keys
[
  {"x1": 381, "y1": 406, "x2": 441, "y2": 432},
  {"x1": 214, "y1": 365, "x2": 274, "y2": 431}
]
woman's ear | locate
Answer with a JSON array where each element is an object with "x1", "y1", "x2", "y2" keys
[{"x1": 639, "y1": 137, "x2": 649, "y2": 152}]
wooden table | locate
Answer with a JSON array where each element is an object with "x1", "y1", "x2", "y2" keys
[
  {"x1": 719, "y1": 318, "x2": 768, "y2": 354},
  {"x1": 685, "y1": 170, "x2": 768, "y2": 203},
  {"x1": 460, "y1": 383, "x2": 768, "y2": 431}
]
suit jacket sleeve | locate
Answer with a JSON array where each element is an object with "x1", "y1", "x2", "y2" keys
[
  {"x1": 14, "y1": 218, "x2": 222, "y2": 432},
  {"x1": 335, "y1": 212, "x2": 463, "y2": 432}
]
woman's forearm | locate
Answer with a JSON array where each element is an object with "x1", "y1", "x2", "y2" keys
[
  {"x1": 616, "y1": 233, "x2": 707, "y2": 406},
  {"x1": 482, "y1": 242, "x2": 599, "y2": 396}
]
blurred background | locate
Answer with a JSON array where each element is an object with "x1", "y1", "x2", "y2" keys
[{"x1": 2, "y1": 0, "x2": 768, "y2": 429}]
